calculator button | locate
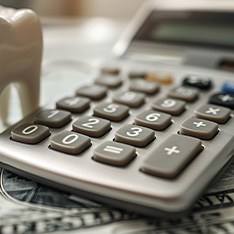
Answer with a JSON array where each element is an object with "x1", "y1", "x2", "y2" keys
[
  {"x1": 180, "y1": 117, "x2": 218, "y2": 140},
  {"x1": 129, "y1": 79, "x2": 160, "y2": 95},
  {"x1": 221, "y1": 82, "x2": 234, "y2": 94},
  {"x1": 11, "y1": 123, "x2": 50, "y2": 144},
  {"x1": 113, "y1": 91, "x2": 145, "y2": 108},
  {"x1": 93, "y1": 141, "x2": 136, "y2": 166},
  {"x1": 151, "y1": 98, "x2": 186, "y2": 116},
  {"x1": 195, "y1": 104, "x2": 231, "y2": 124},
  {"x1": 146, "y1": 73, "x2": 173, "y2": 85},
  {"x1": 128, "y1": 71, "x2": 146, "y2": 79},
  {"x1": 72, "y1": 116, "x2": 111, "y2": 137},
  {"x1": 134, "y1": 110, "x2": 172, "y2": 131},
  {"x1": 115, "y1": 124, "x2": 155, "y2": 147},
  {"x1": 35, "y1": 109, "x2": 71, "y2": 128},
  {"x1": 101, "y1": 67, "x2": 120, "y2": 75},
  {"x1": 95, "y1": 75, "x2": 122, "y2": 88},
  {"x1": 50, "y1": 130, "x2": 91, "y2": 155},
  {"x1": 76, "y1": 85, "x2": 107, "y2": 100},
  {"x1": 183, "y1": 75, "x2": 213, "y2": 90},
  {"x1": 141, "y1": 134, "x2": 202, "y2": 178},
  {"x1": 56, "y1": 97, "x2": 90, "y2": 113},
  {"x1": 167, "y1": 87, "x2": 199, "y2": 102},
  {"x1": 209, "y1": 92, "x2": 234, "y2": 109},
  {"x1": 93, "y1": 102, "x2": 129, "y2": 122}
]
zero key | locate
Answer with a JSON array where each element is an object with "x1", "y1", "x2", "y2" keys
[{"x1": 141, "y1": 134, "x2": 203, "y2": 178}]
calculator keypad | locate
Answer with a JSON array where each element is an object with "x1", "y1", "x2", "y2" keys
[{"x1": 4, "y1": 62, "x2": 234, "y2": 216}]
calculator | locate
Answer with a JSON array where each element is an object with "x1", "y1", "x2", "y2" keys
[{"x1": 0, "y1": 0, "x2": 234, "y2": 217}]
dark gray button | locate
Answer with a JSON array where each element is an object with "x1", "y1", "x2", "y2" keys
[
  {"x1": 72, "y1": 116, "x2": 111, "y2": 137},
  {"x1": 93, "y1": 102, "x2": 129, "y2": 122},
  {"x1": 11, "y1": 123, "x2": 50, "y2": 144},
  {"x1": 50, "y1": 130, "x2": 91, "y2": 155},
  {"x1": 129, "y1": 79, "x2": 160, "y2": 95},
  {"x1": 151, "y1": 98, "x2": 186, "y2": 116},
  {"x1": 195, "y1": 104, "x2": 231, "y2": 124},
  {"x1": 93, "y1": 141, "x2": 136, "y2": 166},
  {"x1": 183, "y1": 75, "x2": 213, "y2": 90},
  {"x1": 95, "y1": 75, "x2": 122, "y2": 88},
  {"x1": 134, "y1": 110, "x2": 172, "y2": 131},
  {"x1": 141, "y1": 134, "x2": 202, "y2": 178},
  {"x1": 56, "y1": 97, "x2": 90, "y2": 113},
  {"x1": 113, "y1": 91, "x2": 145, "y2": 108},
  {"x1": 101, "y1": 67, "x2": 120, "y2": 75},
  {"x1": 180, "y1": 117, "x2": 218, "y2": 140},
  {"x1": 167, "y1": 86, "x2": 199, "y2": 102},
  {"x1": 115, "y1": 124, "x2": 155, "y2": 147},
  {"x1": 35, "y1": 109, "x2": 71, "y2": 128},
  {"x1": 128, "y1": 72, "x2": 146, "y2": 79},
  {"x1": 76, "y1": 85, "x2": 107, "y2": 100},
  {"x1": 209, "y1": 93, "x2": 234, "y2": 109}
]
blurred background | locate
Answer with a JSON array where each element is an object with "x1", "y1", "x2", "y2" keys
[{"x1": 0, "y1": 0, "x2": 144, "y2": 20}]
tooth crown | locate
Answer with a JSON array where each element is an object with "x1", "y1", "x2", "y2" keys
[{"x1": 0, "y1": 5, "x2": 42, "y2": 124}]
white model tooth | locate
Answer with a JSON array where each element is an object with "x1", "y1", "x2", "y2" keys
[{"x1": 0, "y1": 5, "x2": 42, "y2": 124}]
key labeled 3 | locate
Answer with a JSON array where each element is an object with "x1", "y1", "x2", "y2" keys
[{"x1": 115, "y1": 124, "x2": 155, "y2": 147}]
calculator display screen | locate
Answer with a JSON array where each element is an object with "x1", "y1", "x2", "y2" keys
[{"x1": 134, "y1": 11, "x2": 234, "y2": 50}]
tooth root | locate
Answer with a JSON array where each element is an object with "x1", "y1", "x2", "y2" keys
[
  {"x1": 0, "y1": 87, "x2": 10, "y2": 126},
  {"x1": 0, "y1": 6, "x2": 42, "y2": 125}
]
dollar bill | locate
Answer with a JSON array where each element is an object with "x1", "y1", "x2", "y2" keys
[{"x1": 0, "y1": 162, "x2": 234, "y2": 234}]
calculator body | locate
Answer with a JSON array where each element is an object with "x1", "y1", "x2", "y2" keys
[{"x1": 0, "y1": 0, "x2": 234, "y2": 217}]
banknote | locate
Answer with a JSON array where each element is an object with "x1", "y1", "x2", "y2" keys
[{"x1": 1, "y1": 162, "x2": 234, "y2": 234}]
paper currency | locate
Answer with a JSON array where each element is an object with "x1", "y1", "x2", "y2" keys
[{"x1": 0, "y1": 162, "x2": 234, "y2": 234}]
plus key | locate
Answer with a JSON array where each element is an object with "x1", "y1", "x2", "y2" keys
[{"x1": 141, "y1": 134, "x2": 202, "y2": 178}]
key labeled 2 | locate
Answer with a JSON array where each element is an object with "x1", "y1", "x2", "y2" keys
[{"x1": 72, "y1": 116, "x2": 111, "y2": 137}]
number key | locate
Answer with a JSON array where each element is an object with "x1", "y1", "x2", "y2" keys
[
  {"x1": 35, "y1": 109, "x2": 71, "y2": 128},
  {"x1": 93, "y1": 102, "x2": 129, "y2": 121},
  {"x1": 151, "y1": 98, "x2": 185, "y2": 116},
  {"x1": 11, "y1": 123, "x2": 50, "y2": 144},
  {"x1": 135, "y1": 110, "x2": 172, "y2": 130},
  {"x1": 56, "y1": 96, "x2": 90, "y2": 113},
  {"x1": 115, "y1": 124, "x2": 155, "y2": 147},
  {"x1": 72, "y1": 116, "x2": 111, "y2": 137},
  {"x1": 50, "y1": 130, "x2": 91, "y2": 155},
  {"x1": 113, "y1": 91, "x2": 145, "y2": 108}
]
